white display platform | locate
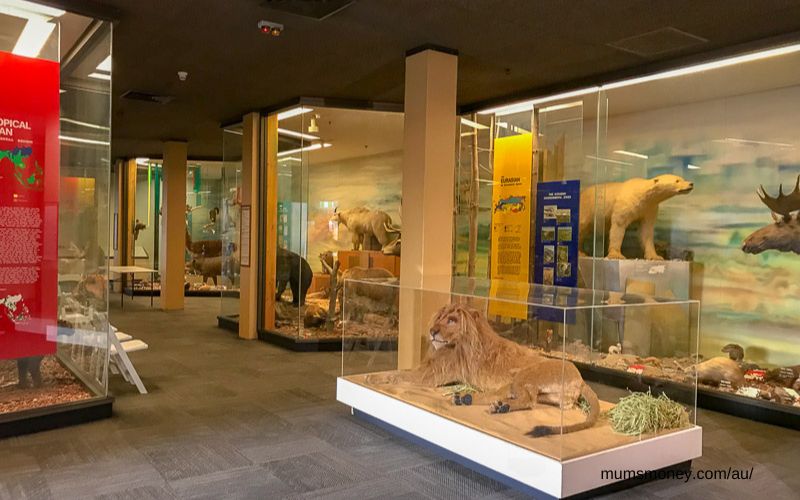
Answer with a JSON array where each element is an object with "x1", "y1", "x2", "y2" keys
[{"x1": 337, "y1": 377, "x2": 702, "y2": 498}]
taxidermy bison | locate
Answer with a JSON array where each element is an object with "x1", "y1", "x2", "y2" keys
[{"x1": 276, "y1": 248, "x2": 313, "y2": 306}]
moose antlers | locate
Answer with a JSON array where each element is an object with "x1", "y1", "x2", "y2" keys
[{"x1": 758, "y1": 175, "x2": 800, "y2": 221}]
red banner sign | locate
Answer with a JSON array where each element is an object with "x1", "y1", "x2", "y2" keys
[{"x1": 0, "y1": 51, "x2": 60, "y2": 359}]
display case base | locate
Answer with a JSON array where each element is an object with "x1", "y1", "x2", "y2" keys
[
  {"x1": 217, "y1": 315, "x2": 396, "y2": 351},
  {"x1": 337, "y1": 378, "x2": 702, "y2": 499},
  {"x1": 0, "y1": 396, "x2": 114, "y2": 439},
  {"x1": 258, "y1": 328, "x2": 397, "y2": 352},
  {"x1": 125, "y1": 288, "x2": 230, "y2": 297},
  {"x1": 575, "y1": 362, "x2": 800, "y2": 430},
  {"x1": 217, "y1": 314, "x2": 239, "y2": 332}
]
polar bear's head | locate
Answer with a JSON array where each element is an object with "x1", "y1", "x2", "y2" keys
[{"x1": 650, "y1": 174, "x2": 693, "y2": 200}]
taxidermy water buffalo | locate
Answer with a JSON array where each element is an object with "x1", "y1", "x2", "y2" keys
[
  {"x1": 185, "y1": 226, "x2": 224, "y2": 257},
  {"x1": 331, "y1": 207, "x2": 401, "y2": 252},
  {"x1": 742, "y1": 175, "x2": 800, "y2": 254},
  {"x1": 276, "y1": 248, "x2": 313, "y2": 306}
]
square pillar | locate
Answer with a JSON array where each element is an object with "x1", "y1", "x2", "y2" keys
[
  {"x1": 160, "y1": 141, "x2": 187, "y2": 310},
  {"x1": 398, "y1": 47, "x2": 458, "y2": 368}
]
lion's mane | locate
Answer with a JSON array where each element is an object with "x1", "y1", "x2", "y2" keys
[{"x1": 418, "y1": 303, "x2": 539, "y2": 391}]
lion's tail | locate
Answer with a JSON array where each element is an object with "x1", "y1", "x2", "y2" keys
[{"x1": 527, "y1": 383, "x2": 600, "y2": 438}]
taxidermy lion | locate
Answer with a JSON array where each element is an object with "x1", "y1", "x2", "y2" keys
[
  {"x1": 578, "y1": 174, "x2": 693, "y2": 260},
  {"x1": 367, "y1": 303, "x2": 599, "y2": 437}
]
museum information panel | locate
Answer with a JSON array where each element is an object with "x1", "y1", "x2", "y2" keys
[
  {"x1": 0, "y1": 51, "x2": 59, "y2": 359},
  {"x1": 489, "y1": 133, "x2": 532, "y2": 318},
  {"x1": 534, "y1": 180, "x2": 580, "y2": 287}
]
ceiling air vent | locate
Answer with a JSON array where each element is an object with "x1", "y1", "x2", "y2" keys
[
  {"x1": 121, "y1": 90, "x2": 174, "y2": 104},
  {"x1": 260, "y1": 0, "x2": 354, "y2": 20},
  {"x1": 608, "y1": 27, "x2": 708, "y2": 57}
]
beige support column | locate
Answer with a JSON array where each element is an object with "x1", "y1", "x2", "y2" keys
[
  {"x1": 238, "y1": 113, "x2": 261, "y2": 339},
  {"x1": 398, "y1": 48, "x2": 458, "y2": 369},
  {"x1": 159, "y1": 141, "x2": 188, "y2": 310}
]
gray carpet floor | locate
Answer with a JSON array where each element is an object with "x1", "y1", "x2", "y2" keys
[{"x1": 0, "y1": 296, "x2": 798, "y2": 499}]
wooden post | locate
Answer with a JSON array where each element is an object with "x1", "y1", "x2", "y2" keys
[
  {"x1": 116, "y1": 159, "x2": 136, "y2": 289},
  {"x1": 327, "y1": 259, "x2": 340, "y2": 333},
  {"x1": 262, "y1": 113, "x2": 279, "y2": 331},
  {"x1": 239, "y1": 112, "x2": 260, "y2": 339},
  {"x1": 467, "y1": 113, "x2": 479, "y2": 278}
]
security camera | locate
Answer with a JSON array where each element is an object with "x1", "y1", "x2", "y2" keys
[{"x1": 258, "y1": 20, "x2": 283, "y2": 37}]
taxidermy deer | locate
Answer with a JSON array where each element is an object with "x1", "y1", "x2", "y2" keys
[{"x1": 742, "y1": 175, "x2": 800, "y2": 254}]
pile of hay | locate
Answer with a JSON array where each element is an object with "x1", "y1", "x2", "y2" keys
[{"x1": 606, "y1": 390, "x2": 689, "y2": 435}]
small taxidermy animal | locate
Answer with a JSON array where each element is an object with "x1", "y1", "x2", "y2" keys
[{"x1": 367, "y1": 303, "x2": 599, "y2": 437}]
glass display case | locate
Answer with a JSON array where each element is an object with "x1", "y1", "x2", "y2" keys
[
  {"x1": 455, "y1": 46, "x2": 800, "y2": 426},
  {"x1": 598, "y1": 50, "x2": 800, "y2": 420},
  {"x1": 117, "y1": 157, "x2": 232, "y2": 298},
  {"x1": 1, "y1": 5, "x2": 113, "y2": 435},
  {"x1": 184, "y1": 160, "x2": 228, "y2": 295},
  {"x1": 338, "y1": 277, "x2": 701, "y2": 497},
  {"x1": 260, "y1": 104, "x2": 404, "y2": 348}
]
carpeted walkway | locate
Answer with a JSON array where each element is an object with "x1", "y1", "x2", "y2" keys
[{"x1": 0, "y1": 296, "x2": 798, "y2": 499}]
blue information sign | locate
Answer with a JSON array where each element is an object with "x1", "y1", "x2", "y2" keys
[{"x1": 533, "y1": 180, "x2": 580, "y2": 287}]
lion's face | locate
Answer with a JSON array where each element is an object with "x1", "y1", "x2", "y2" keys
[{"x1": 428, "y1": 304, "x2": 478, "y2": 351}]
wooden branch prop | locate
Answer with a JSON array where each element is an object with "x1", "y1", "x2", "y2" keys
[{"x1": 326, "y1": 259, "x2": 340, "y2": 333}]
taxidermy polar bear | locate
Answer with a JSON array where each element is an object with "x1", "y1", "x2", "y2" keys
[{"x1": 578, "y1": 174, "x2": 693, "y2": 260}]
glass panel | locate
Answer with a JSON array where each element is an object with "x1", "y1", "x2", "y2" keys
[
  {"x1": 1, "y1": 8, "x2": 111, "y2": 415},
  {"x1": 185, "y1": 160, "x2": 226, "y2": 294},
  {"x1": 220, "y1": 124, "x2": 243, "y2": 321}
]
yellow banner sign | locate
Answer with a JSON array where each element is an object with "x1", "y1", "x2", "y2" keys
[{"x1": 489, "y1": 133, "x2": 532, "y2": 319}]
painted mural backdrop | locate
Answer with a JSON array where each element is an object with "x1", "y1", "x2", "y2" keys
[
  {"x1": 606, "y1": 84, "x2": 800, "y2": 367},
  {"x1": 306, "y1": 150, "x2": 402, "y2": 272}
]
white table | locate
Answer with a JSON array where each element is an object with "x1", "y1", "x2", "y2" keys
[{"x1": 109, "y1": 265, "x2": 157, "y2": 309}]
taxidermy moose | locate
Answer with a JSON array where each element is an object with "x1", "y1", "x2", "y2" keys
[{"x1": 742, "y1": 175, "x2": 800, "y2": 254}]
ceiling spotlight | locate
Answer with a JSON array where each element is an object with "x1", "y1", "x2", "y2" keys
[
  {"x1": 258, "y1": 20, "x2": 283, "y2": 37},
  {"x1": 177, "y1": 71, "x2": 188, "y2": 81}
]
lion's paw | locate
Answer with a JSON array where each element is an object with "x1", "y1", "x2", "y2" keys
[
  {"x1": 644, "y1": 253, "x2": 664, "y2": 261},
  {"x1": 606, "y1": 250, "x2": 626, "y2": 260},
  {"x1": 489, "y1": 401, "x2": 510, "y2": 414},
  {"x1": 365, "y1": 373, "x2": 397, "y2": 385}
]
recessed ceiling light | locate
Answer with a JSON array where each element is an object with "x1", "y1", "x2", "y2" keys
[
  {"x1": 0, "y1": 0, "x2": 64, "y2": 21},
  {"x1": 613, "y1": 150, "x2": 649, "y2": 160},
  {"x1": 278, "y1": 128, "x2": 319, "y2": 141},
  {"x1": 97, "y1": 55, "x2": 111, "y2": 72},
  {"x1": 12, "y1": 19, "x2": 55, "y2": 58},
  {"x1": 277, "y1": 142, "x2": 331, "y2": 157},
  {"x1": 460, "y1": 117, "x2": 488, "y2": 130},
  {"x1": 60, "y1": 117, "x2": 110, "y2": 131},
  {"x1": 277, "y1": 107, "x2": 312, "y2": 121},
  {"x1": 88, "y1": 72, "x2": 111, "y2": 81},
  {"x1": 60, "y1": 135, "x2": 110, "y2": 146}
]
